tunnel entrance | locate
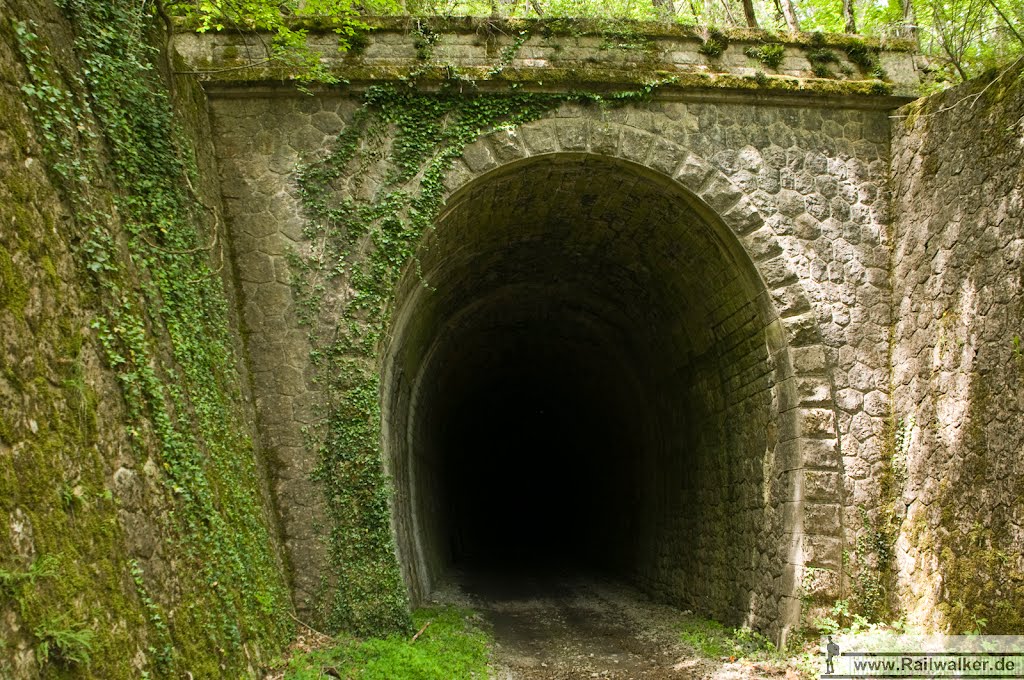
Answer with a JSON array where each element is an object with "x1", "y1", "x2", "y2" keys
[
  {"x1": 384, "y1": 153, "x2": 792, "y2": 628},
  {"x1": 434, "y1": 309, "x2": 645, "y2": 572}
]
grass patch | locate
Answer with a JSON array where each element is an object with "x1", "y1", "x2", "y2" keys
[
  {"x1": 679, "y1": 615, "x2": 777, "y2": 660},
  {"x1": 279, "y1": 606, "x2": 490, "y2": 679}
]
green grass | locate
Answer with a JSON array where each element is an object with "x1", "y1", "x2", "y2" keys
[
  {"x1": 281, "y1": 606, "x2": 490, "y2": 679},
  {"x1": 679, "y1": 615, "x2": 777, "y2": 660}
]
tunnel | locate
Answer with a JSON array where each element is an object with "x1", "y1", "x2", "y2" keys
[{"x1": 382, "y1": 153, "x2": 793, "y2": 627}]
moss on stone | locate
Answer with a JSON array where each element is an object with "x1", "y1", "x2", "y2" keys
[
  {"x1": 193, "y1": 60, "x2": 897, "y2": 100},
  {"x1": 4, "y1": 0, "x2": 294, "y2": 674},
  {"x1": 0, "y1": 412, "x2": 13, "y2": 446},
  {"x1": 176, "y1": 14, "x2": 917, "y2": 53},
  {"x1": 0, "y1": 244, "x2": 28, "y2": 316}
]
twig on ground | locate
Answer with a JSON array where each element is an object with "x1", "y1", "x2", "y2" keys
[
  {"x1": 411, "y1": 620, "x2": 432, "y2": 643},
  {"x1": 289, "y1": 611, "x2": 332, "y2": 640}
]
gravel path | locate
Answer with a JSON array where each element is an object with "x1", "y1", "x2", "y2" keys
[{"x1": 432, "y1": 570, "x2": 792, "y2": 680}]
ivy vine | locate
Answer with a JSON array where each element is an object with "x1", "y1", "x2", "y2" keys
[
  {"x1": 13, "y1": 0, "x2": 292, "y2": 674},
  {"x1": 291, "y1": 25, "x2": 676, "y2": 632},
  {"x1": 293, "y1": 86, "x2": 571, "y2": 635}
]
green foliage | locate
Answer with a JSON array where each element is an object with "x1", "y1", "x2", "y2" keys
[
  {"x1": 0, "y1": 556, "x2": 58, "y2": 599},
  {"x1": 11, "y1": 0, "x2": 293, "y2": 673},
  {"x1": 409, "y1": 0, "x2": 662, "y2": 21},
  {"x1": 806, "y1": 35, "x2": 841, "y2": 77},
  {"x1": 698, "y1": 29, "x2": 729, "y2": 58},
  {"x1": 811, "y1": 599, "x2": 872, "y2": 636},
  {"x1": 852, "y1": 507, "x2": 896, "y2": 620},
  {"x1": 745, "y1": 42, "x2": 786, "y2": 68},
  {"x1": 280, "y1": 606, "x2": 490, "y2": 679},
  {"x1": 130, "y1": 559, "x2": 174, "y2": 672},
  {"x1": 168, "y1": 0, "x2": 402, "y2": 82},
  {"x1": 34, "y1": 617, "x2": 95, "y2": 668},
  {"x1": 679, "y1": 616, "x2": 776, "y2": 660},
  {"x1": 843, "y1": 41, "x2": 887, "y2": 78}
]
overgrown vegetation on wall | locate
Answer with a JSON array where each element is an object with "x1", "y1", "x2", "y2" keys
[
  {"x1": 170, "y1": 0, "x2": 1024, "y2": 86},
  {"x1": 1, "y1": 0, "x2": 291, "y2": 675},
  {"x1": 288, "y1": 32, "x2": 676, "y2": 633}
]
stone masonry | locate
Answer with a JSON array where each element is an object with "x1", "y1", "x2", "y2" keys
[{"x1": 174, "y1": 22, "x2": 1022, "y2": 638}]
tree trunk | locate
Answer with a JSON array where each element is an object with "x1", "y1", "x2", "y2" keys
[
  {"x1": 780, "y1": 0, "x2": 801, "y2": 31},
  {"x1": 652, "y1": 0, "x2": 677, "y2": 17},
  {"x1": 900, "y1": 0, "x2": 918, "y2": 40},
  {"x1": 843, "y1": 0, "x2": 857, "y2": 33},
  {"x1": 718, "y1": 0, "x2": 739, "y2": 24},
  {"x1": 742, "y1": 0, "x2": 759, "y2": 27},
  {"x1": 987, "y1": 0, "x2": 1024, "y2": 45}
]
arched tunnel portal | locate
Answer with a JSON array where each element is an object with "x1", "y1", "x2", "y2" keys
[{"x1": 383, "y1": 153, "x2": 799, "y2": 629}]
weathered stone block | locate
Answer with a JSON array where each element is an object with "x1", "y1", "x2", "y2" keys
[
  {"x1": 674, "y1": 153, "x2": 712, "y2": 191},
  {"x1": 619, "y1": 127, "x2": 654, "y2": 163},
  {"x1": 589, "y1": 123, "x2": 620, "y2": 156},
  {"x1": 521, "y1": 121, "x2": 559, "y2": 154},
  {"x1": 556, "y1": 120, "x2": 590, "y2": 151},
  {"x1": 800, "y1": 408, "x2": 836, "y2": 437},
  {"x1": 461, "y1": 140, "x2": 498, "y2": 172},
  {"x1": 802, "y1": 534, "x2": 843, "y2": 569},
  {"x1": 487, "y1": 128, "x2": 527, "y2": 162},
  {"x1": 792, "y1": 346, "x2": 827, "y2": 373}
]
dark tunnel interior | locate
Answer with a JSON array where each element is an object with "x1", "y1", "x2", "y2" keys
[
  {"x1": 383, "y1": 154, "x2": 789, "y2": 626},
  {"x1": 432, "y1": 320, "x2": 644, "y2": 572}
]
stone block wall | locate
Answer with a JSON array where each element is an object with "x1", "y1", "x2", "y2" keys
[
  {"x1": 890, "y1": 64, "x2": 1024, "y2": 632},
  {"x1": 205, "y1": 73, "x2": 898, "y2": 637}
]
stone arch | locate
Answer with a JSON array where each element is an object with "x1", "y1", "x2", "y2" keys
[{"x1": 381, "y1": 116, "x2": 841, "y2": 642}]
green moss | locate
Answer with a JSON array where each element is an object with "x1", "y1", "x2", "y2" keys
[
  {"x1": 195, "y1": 60, "x2": 899, "y2": 99},
  {"x1": 931, "y1": 379, "x2": 1024, "y2": 633},
  {"x1": 744, "y1": 42, "x2": 786, "y2": 69},
  {"x1": 0, "y1": 412, "x2": 13, "y2": 445},
  {"x1": 0, "y1": 244, "x2": 28, "y2": 316},
  {"x1": 10, "y1": 0, "x2": 294, "y2": 674},
  {"x1": 179, "y1": 15, "x2": 917, "y2": 52},
  {"x1": 0, "y1": 365, "x2": 150, "y2": 677},
  {"x1": 698, "y1": 30, "x2": 729, "y2": 59},
  {"x1": 39, "y1": 255, "x2": 58, "y2": 288}
]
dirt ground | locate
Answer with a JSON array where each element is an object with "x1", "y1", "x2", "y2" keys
[{"x1": 431, "y1": 569, "x2": 796, "y2": 680}]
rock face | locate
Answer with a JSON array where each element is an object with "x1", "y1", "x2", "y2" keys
[{"x1": 890, "y1": 68, "x2": 1024, "y2": 633}]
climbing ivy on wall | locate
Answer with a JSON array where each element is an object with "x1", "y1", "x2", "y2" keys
[
  {"x1": 291, "y1": 39, "x2": 671, "y2": 635},
  {"x1": 10, "y1": 0, "x2": 292, "y2": 674},
  {"x1": 294, "y1": 87, "x2": 572, "y2": 636}
]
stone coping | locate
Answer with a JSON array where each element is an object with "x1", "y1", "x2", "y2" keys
[{"x1": 173, "y1": 16, "x2": 922, "y2": 101}]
